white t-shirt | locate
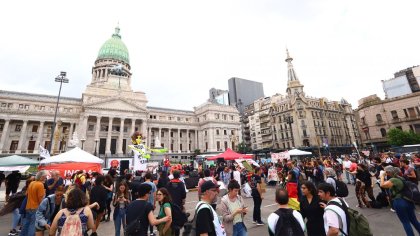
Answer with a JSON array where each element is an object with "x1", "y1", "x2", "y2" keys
[
  {"x1": 324, "y1": 198, "x2": 348, "y2": 236},
  {"x1": 233, "y1": 170, "x2": 241, "y2": 186},
  {"x1": 343, "y1": 160, "x2": 351, "y2": 169},
  {"x1": 267, "y1": 208, "x2": 305, "y2": 234}
]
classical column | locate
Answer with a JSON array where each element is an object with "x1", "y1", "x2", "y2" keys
[
  {"x1": 94, "y1": 117, "x2": 101, "y2": 154},
  {"x1": 141, "y1": 120, "x2": 147, "y2": 147},
  {"x1": 0, "y1": 119, "x2": 11, "y2": 152},
  {"x1": 158, "y1": 128, "x2": 161, "y2": 147},
  {"x1": 168, "y1": 128, "x2": 171, "y2": 152},
  {"x1": 130, "y1": 119, "x2": 136, "y2": 135},
  {"x1": 195, "y1": 129, "x2": 198, "y2": 151},
  {"x1": 82, "y1": 115, "x2": 88, "y2": 139},
  {"x1": 16, "y1": 120, "x2": 28, "y2": 153},
  {"x1": 117, "y1": 118, "x2": 125, "y2": 155},
  {"x1": 34, "y1": 121, "x2": 45, "y2": 153},
  {"x1": 186, "y1": 129, "x2": 190, "y2": 152},
  {"x1": 147, "y1": 127, "x2": 151, "y2": 147},
  {"x1": 105, "y1": 117, "x2": 113, "y2": 156},
  {"x1": 68, "y1": 123, "x2": 74, "y2": 139},
  {"x1": 177, "y1": 128, "x2": 181, "y2": 153},
  {"x1": 208, "y1": 128, "x2": 214, "y2": 152}
]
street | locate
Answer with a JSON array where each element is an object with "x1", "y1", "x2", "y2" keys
[{"x1": 0, "y1": 179, "x2": 412, "y2": 236}]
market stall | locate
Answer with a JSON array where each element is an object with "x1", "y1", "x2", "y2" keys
[
  {"x1": 206, "y1": 148, "x2": 253, "y2": 161},
  {"x1": 39, "y1": 147, "x2": 103, "y2": 177},
  {"x1": 0, "y1": 155, "x2": 39, "y2": 172}
]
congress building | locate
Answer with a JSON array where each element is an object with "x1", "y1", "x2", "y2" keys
[{"x1": 0, "y1": 26, "x2": 242, "y2": 163}]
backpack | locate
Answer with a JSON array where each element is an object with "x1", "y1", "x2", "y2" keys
[
  {"x1": 333, "y1": 178, "x2": 349, "y2": 197},
  {"x1": 328, "y1": 198, "x2": 373, "y2": 236},
  {"x1": 398, "y1": 177, "x2": 420, "y2": 204},
  {"x1": 273, "y1": 208, "x2": 304, "y2": 236},
  {"x1": 171, "y1": 203, "x2": 188, "y2": 230},
  {"x1": 60, "y1": 208, "x2": 84, "y2": 236},
  {"x1": 376, "y1": 192, "x2": 389, "y2": 207},
  {"x1": 182, "y1": 203, "x2": 208, "y2": 236}
]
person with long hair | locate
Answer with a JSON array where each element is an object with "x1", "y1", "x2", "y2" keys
[
  {"x1": 103, "y1": 174, "x2": 114, "y2": 222},
  {"x1": 156, "y1": 188, "x2": 173, "y2": 236},
  {"x1": 220, "y1": 180, "x2": 248, "y2": 236},
  {"x1": 49, "y1": 188, "x2": 96, "y2": 236},
  {"x1": 90, "y1": 175, "x2": 108, "y2": 230},
  {"x1": 380, "y1": 166, "x2": 420, "y2": 236},
  {"x1": 113, "y1": 181, "x2": 131, "y2": 236},
  {"x1": 35, "y1": 185, "x2": 65, "y2": 236},
  {"x1": 300, "y1": 181, "x2": 325, "y2": 236}
]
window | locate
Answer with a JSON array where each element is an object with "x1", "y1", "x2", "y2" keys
[
  {"x1": 391, "y1": 110, "x2": 398, "y2": 119},
  {"x1": 231, "y1": 130, "x2": 234, "y2": 135},
  {"x1": 15, "y1": 124, "x2": 22, "y2": 132},
  {"x1": 0, "y1": 124, "x2": 3, "y2": 131},
  {"x1": 161, "y1": 131, "x2": 164, "y2": 137},
  {"x1": 380, "y1": 128, "x2": 387, "y2": 137},
  {"x1": 180, "y1": 132, "x2": 182, "y2": 138},
  {"x1": 223, "y1": 114, "x2": 227, "y2": 120},
  {"x1": 63, "y1": 127, "x2": 68, "y2": 134},
  {"x1": 224, "y1": 130, "x2": 227, "y2": 135},
  {"x1": 32, "y1": 125, "x2": 38, "y2": 133},
  {"x1": 215, "y1": 114, "x2": 220, "y2": 119},
  {"x1": 8, "y1": 103, "x2": 13, "y2": 108},
  {"x1": 408, "y1": 108, "x2": 416, "y2": 118},
  {"x1": 124, "y1": 127, "x2": 128, "y2": 132},
  {"x1": 88, "y1": 125, "x2": 94, "y2": 131},
  {"x1": 19, "y1": 104, "x2": 24, "y2": 109},
  {"x1": 230, "y1": 115, "x2": 234, "y2": 120},
  {"x1": 216, "y1": 130, "x2": 220, "y2": 135},
  {"x1": 376, "y1": 114, "x2": 383, "y2": 122},
  {"x1": 224, "y1": 141, "x2": 228, "y2": 150},
  {"x1": 10, "y1": 141, "x2": 19, "y2": 152},
  {"x1": 1, "y1": 103, "x2": 6, "y2": 107},
  {"x1": 217, "y1": 141, "x2": 220, "y2": 150},
  {"x1": 177, "y1": 117, "x2": 181, "y2": 121},
  {"x1": 171, "y1": 132, "x2": 173, "y2": 137},
  {"x1": 361, "y1": 117, "x2": 366, "y2": 125},
  {"x1": 205, "y1": 131, "x2": 207, "y2": 136},
  {"x1": 101, "y1": 125, "x2": 108, "y2": 131}
]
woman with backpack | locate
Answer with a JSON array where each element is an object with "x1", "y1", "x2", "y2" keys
[
  {"x1": 49, "y1": 188, "x2": 96, "y2": 236},
  {"x1": 113, "y1": 181, "x2": 131, "y2": 236},
  {"x1": 156, "y1": 187, "x2": 174, "y2": 236},
  {"x1": 35, "y1": 185, "x2": 65, "y2": 236},
  {"x1": 380, "y1": 165, "x2": 420, "y2": 236}
]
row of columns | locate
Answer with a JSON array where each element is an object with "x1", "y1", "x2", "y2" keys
[{"x1": 148, "y1": 127, "x2": 198, "y2": 153}]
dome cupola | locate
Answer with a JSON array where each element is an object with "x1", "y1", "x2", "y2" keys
[{"x1": 96, "y1": 26, "x2": 130, "y2": 64}]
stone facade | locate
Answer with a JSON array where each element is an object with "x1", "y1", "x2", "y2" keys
[
  {"x1": 355, "y1": 93, "x2": 420, "y2": 150},
  {"x1": 0, "y1": 27, "x2": 241, "y2": 161},
  {"x1": 243, "y1": 50, "x2": 360, "y2": 153}
]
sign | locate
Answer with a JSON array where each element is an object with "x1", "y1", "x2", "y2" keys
[
  {"x1": 39, "y1": 162, "x2": 102, "y2": 178},
  {"x1": 110, "y1": 159, "x2": 119, "y2": 167},
  {"x1": 146, "y1": 162, "x2": 159, "y2": 174},
  {"x1": 267, "y1": 167, "x2": 279, "y2": 182},
  {"x1": 271, "y1": 151, "x2": 290, "y2": 163},
  {"x1": 107, "y1": 158, "x2": 133, "y2": 168}
]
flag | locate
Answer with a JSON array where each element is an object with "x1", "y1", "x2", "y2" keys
[{"x1": 39, "y1": 145, "x2": 50, "y2": 159}]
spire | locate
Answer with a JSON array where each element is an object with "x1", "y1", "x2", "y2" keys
[
  {"x1": 112, "y1": 24, "x2": 121, "y2": 39},
  {"x1": 286, "y1": 49, "x2": 298, "y2": 81}
]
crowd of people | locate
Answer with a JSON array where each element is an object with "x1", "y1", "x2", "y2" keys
[{"x1": 0, "y1": 151, "x2": 419, "y2": 236}]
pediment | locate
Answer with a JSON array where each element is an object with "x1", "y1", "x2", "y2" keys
[{"x1": 84, "y1": 97, "x2": 147, "y2": 112}]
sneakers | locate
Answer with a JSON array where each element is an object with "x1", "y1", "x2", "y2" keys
[
  {"x1": 256, "y1": 221, "x2": 265, "y2": 226},
  {"x1": 390, "y1": 208, "x2": 396, "y2": 212},
  {"x1": 8, "y1": 229, "x2": 17, "y2": 236}
]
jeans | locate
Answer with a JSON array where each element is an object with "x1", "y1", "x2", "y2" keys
[
  {"x1": 233, "y1": 222, "x2": 247, "y2": 236},
  {"x1": 12, "y1": 208, "x2": 20, "y2": 230},
  {"x1": 20, "y1": 209, "x2": 36, "y2": 236},
  {"x1": 393, "y1": 198, "x2": 420, "y2": 236},
  {"x1": 344, "y1": 170, "x2": 352, "y2": 184},
  {"x1": 252, "y1": 194, "x2": 262, "y2": 223},
  {"x1": 114, "y1": 208, "x2": 126, "y2": 236}
]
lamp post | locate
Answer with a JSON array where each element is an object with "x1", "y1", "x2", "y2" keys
[
  {"x1": 80, "y1": 138, "x2": 86, "y2": 150},
  {"x1": 285, "y1": 114, "x2": 294, "y2": 148},
  {"x1": 94, "y1": 139, "x2": 99, "y2": 156},
  {"x1": 48, "y1": 71, "x2": 69, "y2": 153}
]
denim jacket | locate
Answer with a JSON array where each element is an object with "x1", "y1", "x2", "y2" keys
[{"x1": 35, "y1": 194, "x2": 64, "y2": 227}]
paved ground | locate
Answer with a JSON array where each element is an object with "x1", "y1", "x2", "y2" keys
[{"x1": 0, "y1": 179, "x2": 415, "y2": 236}]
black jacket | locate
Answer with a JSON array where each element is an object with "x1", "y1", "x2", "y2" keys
[{"x1": 166, "y1": 180, "x2": 186, "y2": 208}]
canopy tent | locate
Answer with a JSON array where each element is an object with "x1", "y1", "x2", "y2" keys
[
  {"x1": 288, "y1": 149, "x2": 312, "y2": 156},
  {"x1": 39, "y1": 147, "x2": 103, "y2": 177},
  {"x1": 0, "y1": 155, "x2": 39, "y2": 167},
  {"x1": 206, "y1": 148, "x2": 253, "y2": 161}
]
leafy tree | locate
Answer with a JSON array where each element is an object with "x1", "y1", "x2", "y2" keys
[
  {"x1": 193, "y1": 149, "x2": 201, "y2": 157},
  {"x1": 236, "y1": 141, "x2": 251, "y2": 154},
  {"x1": 387, "y1": 128, "x2": 420, "y2": 146}
]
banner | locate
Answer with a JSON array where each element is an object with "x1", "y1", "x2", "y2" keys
[
  {"x1": 146, "y1": 162, "x2": 159, "y2": 174},
  {"x1": 271, "y1": 151, "x2": 290, "y2": 163},
  {"x1": 267, "y1": 167, "x2": 279, "y2": 182},
  {"x1": 39, "y1": 162, "x2": 102, "y2": 178},
  {"x1": 39, "y1": 145, "x2": 50, "y2": 159},
  {"x1": 133, "y1": 150, "x2": 148, "y2": 171}
]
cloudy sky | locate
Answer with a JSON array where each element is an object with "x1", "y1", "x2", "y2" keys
[{"x1": 1, "y1": 0, "x2": 419, "y2": 110}]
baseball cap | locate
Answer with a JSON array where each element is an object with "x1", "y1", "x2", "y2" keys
[{"x1": 201, "y1": 180, "x2": 220, "y2": 193}]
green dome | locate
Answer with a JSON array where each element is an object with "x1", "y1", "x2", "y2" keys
[{"x1": 97, "y1": 26, "x2": 130, "y2": 64}]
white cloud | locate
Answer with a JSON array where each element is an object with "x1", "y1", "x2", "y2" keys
[{"x1": 1, "y1": 0, "x2": 419, "y2": 110}]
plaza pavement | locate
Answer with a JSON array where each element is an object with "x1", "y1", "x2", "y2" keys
[{"x1": 0, "y1": 179, "x2": 414, "y2": 236}]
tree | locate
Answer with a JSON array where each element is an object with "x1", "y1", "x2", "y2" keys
[
  {"x1": 193, "y1": 149, "x2": 201, "y2": 157},
  {"x1": 387, "y1": 128, "x2": 420, "y2": 146},
  {"x1": 236, "y1": 141, "x2": 251, "y2": 154}
]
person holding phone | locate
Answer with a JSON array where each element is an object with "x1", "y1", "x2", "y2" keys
[{"x1": 220, "y1": 179, "x2": 248, "y2": 236}]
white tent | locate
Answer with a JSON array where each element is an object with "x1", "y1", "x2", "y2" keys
[
  {"x1": 40, "y1": 147, "x2": 103, "y2": 164},
  {"x1": 288, "y1": 149, "x2": 312, "y2": 156},
  {"x1": 39, "y1": 147, "x2": 103, "y2": 177}
]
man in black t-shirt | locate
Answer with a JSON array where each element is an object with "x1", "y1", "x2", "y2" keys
[
  {"x1": 126, "y1": 183, "x2": 170, "y2": 236},
  {"x1": 5, "y1": 171, "x2": 21, "y2": 201},
  {"x1": 251, "y1": 167, "x2": 264, "y2": 225},
  {"x1": 195, "y1": 180, "x2": 225, "y2": 236}
]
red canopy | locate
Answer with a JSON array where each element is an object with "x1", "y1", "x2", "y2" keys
[{"x1": 206, "y1": 148, "x2": 252, "y2": 161}]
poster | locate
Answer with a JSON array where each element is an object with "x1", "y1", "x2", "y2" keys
[
  {"x1": 107, "y1": 158, "x2": 133, "y2": 168},
  {"x1": 271, "y1": 151, "x2": 290, "y2": 163},
  {"x1": 267, "y1": 167, "x2": 279, "y2": 182}
]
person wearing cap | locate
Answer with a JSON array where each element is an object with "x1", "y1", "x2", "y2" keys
[
  {"x1": 195, "y1": 180, "x2": 226, "y2": 236},
  {"x1": 380, "y1": 165, "x2": 420, "y2": 236},
  {"x1": 126, "y1": 183, "x2": 171, "y2": 236}
]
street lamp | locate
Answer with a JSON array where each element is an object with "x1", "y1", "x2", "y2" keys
[
  {"x1": 48, "y1": 71, "x2": 69, "y2": 153},
  {"x1": 285, "y1": 114, "x2": 295, "y2": 148},
  {"x1": 80, "y1": 138, "x2": 86, "y2": 150},
  {"x1": 94, "y1": 138, "x2": 99, "y2": 156}
]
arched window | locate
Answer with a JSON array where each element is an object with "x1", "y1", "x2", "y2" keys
[
  {"x1": 380, "y1": 128, "x2": 387, "y2": 137},
  {"x1": 376, "y1": 114, "x2": 383, "y2": 122}
]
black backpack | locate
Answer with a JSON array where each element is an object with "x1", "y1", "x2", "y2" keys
[
  {"x1": 273, "y1": 208, "x2": 304, "y2": 236},
  {"x1": 171, "y1": 203, "x2": 188, "y2": 230},
  {"x1": 333, "y1": 178, "x2": 349, "y2": 197},
  {"x1": 182, "y1": 203, "x2": 210, "y2": 236},
  {"x1": 398, "y1": 177, "x2": 420, "y2": 204}
]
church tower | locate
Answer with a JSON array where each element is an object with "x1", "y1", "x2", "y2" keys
[{"x1": 285, "y1": 49, "x2": 304, "y2": 97}]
